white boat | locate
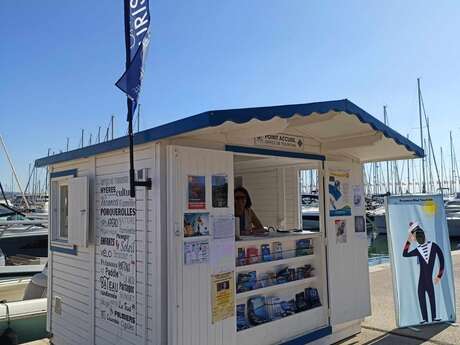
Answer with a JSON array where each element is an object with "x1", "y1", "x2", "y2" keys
[
  {"x1": 301, "y1": 194, "x2": 319, "y2": 231},
  {"x1": 444, "y1": 195, "x2": 460, "y2": 237},
  {"x1": 366, "y1": 196, "x2": 460, "y2": 237},
  {"x1": 0, "y1": 204, "x2": 48, "y2": 279},
  {"x1": 0, "y1": 268, "x2": 48, "y2": 343}
]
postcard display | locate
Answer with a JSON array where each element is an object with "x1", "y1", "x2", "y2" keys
[
  {"x1": 182, "y1": 172, "x2": 327, "y2": 344},
  {"x1": 235, "y1": 232, "x2": 327, "y2": 345}
]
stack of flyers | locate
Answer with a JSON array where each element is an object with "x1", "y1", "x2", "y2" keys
[
  {"x1": 272, "y1": 242, "x2": 283, "y2": 260},
  {"x1": 261, "y1": 244, "x2": 272, "y2": 262},
  {"x1": 237, "y1": 247, "x2": 246, "y2": 266},
  {"x1": 265, "y1": 296, "x2": 283, "y2": 320},
  {"x1": 246, "y1": 247, "x2": 259, "y2": 264}
]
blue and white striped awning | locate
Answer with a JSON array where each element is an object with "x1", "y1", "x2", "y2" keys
[{"x1": 35, "y1": 99, "x2": 423, "y2": 167}]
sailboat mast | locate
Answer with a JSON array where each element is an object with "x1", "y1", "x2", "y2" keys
[
  {"x1": 384, "y1": 106, "x2": 390, "y2": 193},
  {"x1": 418, "y1": 78, "x2": 426, "y2": 193},
  {"x1": 441, "y1": 147, "x2": 444, "y2": 192},
  {"x1": 450, "y1": 131, "x2": 454, "y2": 194},
  {"x1": 0, "y1": 135, "x2": 30, "y2": 209},
  {"x1": 407, "y1": 134, "x2": 410, "y2": 193}
]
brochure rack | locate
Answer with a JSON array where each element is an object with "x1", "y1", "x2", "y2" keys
[{"x1": 235, "y1": 231, "x2": 328, "y2": 345}]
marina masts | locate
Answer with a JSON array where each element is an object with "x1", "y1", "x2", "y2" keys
[
  {"x1": 418, "y1": 78, "x2": 427, "y2": 193},
  {"x1": 0, "y1": 135, "x2": 30, "y2": 209}
]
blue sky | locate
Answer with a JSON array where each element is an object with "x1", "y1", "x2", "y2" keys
[{"x1": 1, "y1": 1, "x2": 460, "y2": 191}]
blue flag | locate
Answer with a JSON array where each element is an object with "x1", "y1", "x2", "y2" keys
[{"x1": 116, "y1": 0, "x2": 150, "y2": 119}]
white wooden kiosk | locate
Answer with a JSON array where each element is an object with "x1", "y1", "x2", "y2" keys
[{"x1": 35, "y1": 99, "x2": 423, "y2": 345}]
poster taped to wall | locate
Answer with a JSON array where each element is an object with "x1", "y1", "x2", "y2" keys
[
  {"x1": 352, "y1": 185, "x2": 364, "y2": 211},
  {"x1": 184, "y1": 213, "x2": 209, "y2": 237},
  {"x1": 188, "y1": 175, "x2": 206, "y2": 209},
  {"x1": 329, "y1": 170, "x2": 351, "y2": 216},
  {"x1": 387, "y1": 194, "x2": 456, "y2": 327},
  {"x1": 184, "y1": 239, "x2": 209, "y2": 265},
  {"x1": 211, "y1": 271, "x2": 235, "y2": 323},
  {"x1": 335, "y1": 219, "x2": 347, "y2": 244},
  {"x1": 354, "y1": 216, "x2": 366, "y2": 239},
  {"x1": 212, "y1": 175, "x2": 228, "y2": 208},
  {"x1": 96, "y1": 173, "x2": 137, "y2": 333}
]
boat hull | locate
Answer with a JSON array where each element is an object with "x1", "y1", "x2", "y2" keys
[{"x1": 0, "y1": 298, "x2": 47, "y2": 343}]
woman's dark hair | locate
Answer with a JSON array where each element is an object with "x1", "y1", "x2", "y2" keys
[{"x1": 234, "y1": 187, "x2": 252, "y2": 209}]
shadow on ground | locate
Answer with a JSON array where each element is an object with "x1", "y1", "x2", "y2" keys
[{"x1": 337, "y1": 323, "x2": 451, "y2": 345}]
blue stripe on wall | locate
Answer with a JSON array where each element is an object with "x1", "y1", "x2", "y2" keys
[
  {"x1": 225, "y1": 145, "x2": 325, "y2": 161},
  {"x1": 50, "y1": 244, "x2": 78, "y2": 256},
  {"x1": 280, "y1": 326, "x2": 332, "y2": 345},
  {"x1": 50, "y1": 169, "x2": 77, "y2": 179}
]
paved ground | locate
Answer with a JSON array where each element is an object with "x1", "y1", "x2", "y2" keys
[{"x1": 338, "y1": 251, "x2": 460, "y2": 345}]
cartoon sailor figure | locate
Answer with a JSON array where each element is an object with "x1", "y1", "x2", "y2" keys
[{"x1": 403, "y1": 222, "x2": 445, "y2": 324}]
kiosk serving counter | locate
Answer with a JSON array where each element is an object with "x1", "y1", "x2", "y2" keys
[{"x1": 35, "y1": 99, "x2": 424, "y2": 345}]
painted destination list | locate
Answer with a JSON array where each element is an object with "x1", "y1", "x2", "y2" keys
[{"x1": 96, "y1": 173, "x2": 137, "y2": 333}]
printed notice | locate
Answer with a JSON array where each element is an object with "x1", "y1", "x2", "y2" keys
[
  {"x1": 211, "y1": 271, "x2": 235, "y2": 323},
  {"x1": 184, "y1": 239, "x2": 209, "y2": 265},
  {"x1": 96, "y1": 173, "x2": 137, "y2": 333}
]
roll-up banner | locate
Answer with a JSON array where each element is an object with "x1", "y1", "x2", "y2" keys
[{"x1": 386, "y1": 194, "x2": 456, "y2": 328}]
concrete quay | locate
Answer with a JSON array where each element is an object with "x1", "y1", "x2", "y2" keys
[{"x1": 339, "y1": 251, "x2": 460, "y2": 345}]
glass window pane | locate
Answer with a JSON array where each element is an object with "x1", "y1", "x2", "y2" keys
[{"x1": 59, "y1": 185, "x2": 68, "y2": 238}]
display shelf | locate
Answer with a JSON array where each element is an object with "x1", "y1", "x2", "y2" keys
[
  {"x1": 236, "y1": 254, "x2": 315, "y2": 272},
  {"x1": 237, "y1": 231, "x2": 321, "y2": 246},
  {"x1": 236, "y1": 276, "x2": 317, "y2": 300},
  {"x1": 237, "y1": 305, "x2": 327, "y2": 345}
]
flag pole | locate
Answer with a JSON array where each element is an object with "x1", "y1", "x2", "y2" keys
[{"x1": 123, "y1": 0, "x2": 151, "y2": 198}]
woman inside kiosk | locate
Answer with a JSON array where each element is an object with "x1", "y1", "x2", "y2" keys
[{"x1": 234, "y1": 187, "x2": 265, "y2": 236}]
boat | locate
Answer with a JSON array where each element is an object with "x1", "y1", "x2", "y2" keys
[
  {"x1": 443, "y1": 194, "x2": 460, "y2": 237},
  {"x1": 301, "y1": 194, "x2": 319, "y2": 231},
  {"x1": 0, "y1": 204, "x2": 48, "y2": 279},
  {"x1": 0, "y1": 268, "x2": 48, "y2": 343}
]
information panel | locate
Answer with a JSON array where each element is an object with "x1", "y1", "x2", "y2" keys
[
  {"x1": 96, "y1": 173, "x2": 137, "y2": 332},
  {"x1": 387, "y1": 194, "x2": 456, "y2": 327}
]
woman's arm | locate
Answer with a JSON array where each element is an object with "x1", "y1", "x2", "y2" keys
[{"x1": 249, "y1": 208, "x2": 264, "y2": 231}]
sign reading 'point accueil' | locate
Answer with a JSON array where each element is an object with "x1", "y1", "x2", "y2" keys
[{"x1": 254, "y1": 133, "x2": 304, "y2": 150}]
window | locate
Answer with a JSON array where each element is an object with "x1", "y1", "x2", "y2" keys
[
  {"x1": 59, "y1": 184, "x2": 69, "y2": 239},
  {"x1": 51, "y1": 175, "x2": 89, "y2": 246}
]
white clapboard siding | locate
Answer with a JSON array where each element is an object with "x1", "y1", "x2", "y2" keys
[
  {"x1": 49, "y1": 160, "x2": 93, "y2": 345},
  {"x1": 238, "y1": 169, "x2": 279, "y2": 227},
  {"x1": 238, "y1": 167, "x2": 301, "y2": 229},
  {"x1": 284, "y1": 167, "x2": 301, "y2": 229},
  {"x1": 94, "y1": 143, "x2": 163, "y2": 345},
  {"x1": 49, "y1": 143, "x2": 164, "y2": 345},
  {"x1": 167, "y1": 146, "x2": 235, "y2": 345},
  {"x1": 325, "y1": 160, "x2": 371, "y2": 326}
]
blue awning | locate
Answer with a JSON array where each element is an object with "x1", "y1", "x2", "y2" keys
[{"x1": 35, "y1": 99, "x2": 423, "y2": 167}]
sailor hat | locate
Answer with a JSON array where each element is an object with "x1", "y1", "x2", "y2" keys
[{"x1": 408, "y1": 221, "x2": 420, "y2": 234}]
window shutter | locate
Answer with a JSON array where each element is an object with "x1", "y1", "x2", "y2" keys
[{"x1": 68, "y1": 176, "x2": 89, "y2": 247}]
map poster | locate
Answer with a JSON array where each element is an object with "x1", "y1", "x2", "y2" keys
[
  {"x1": 96, "y1": 173, "x2": 137, "y2": 333},
  {"x1": 328, "y1": 170, "x2": 351, "y2": 217},
  {"x1": 211, "y1": 271, "x2": 235, "y2": 323}
]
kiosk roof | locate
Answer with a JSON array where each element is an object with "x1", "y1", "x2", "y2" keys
[{"x1": 35, "y1": 99, "x2": 423, "y2": 167}]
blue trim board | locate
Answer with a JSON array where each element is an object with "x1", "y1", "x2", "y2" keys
[
  {"x1": 50, "y1": 244, "x2": 78, "y2": 256},
  {"x1": 226, "y1": 145, "x2": 325, "y2": 161},
  {"x1": 280, "y1": 326, "x2": 332, "y2": 345},
  {"x1": 35, "y1": 99, "x2": 424, "y2": 167},
  {"x1": 50, "y1": 169, "x2": 77, "y2": 179}
]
